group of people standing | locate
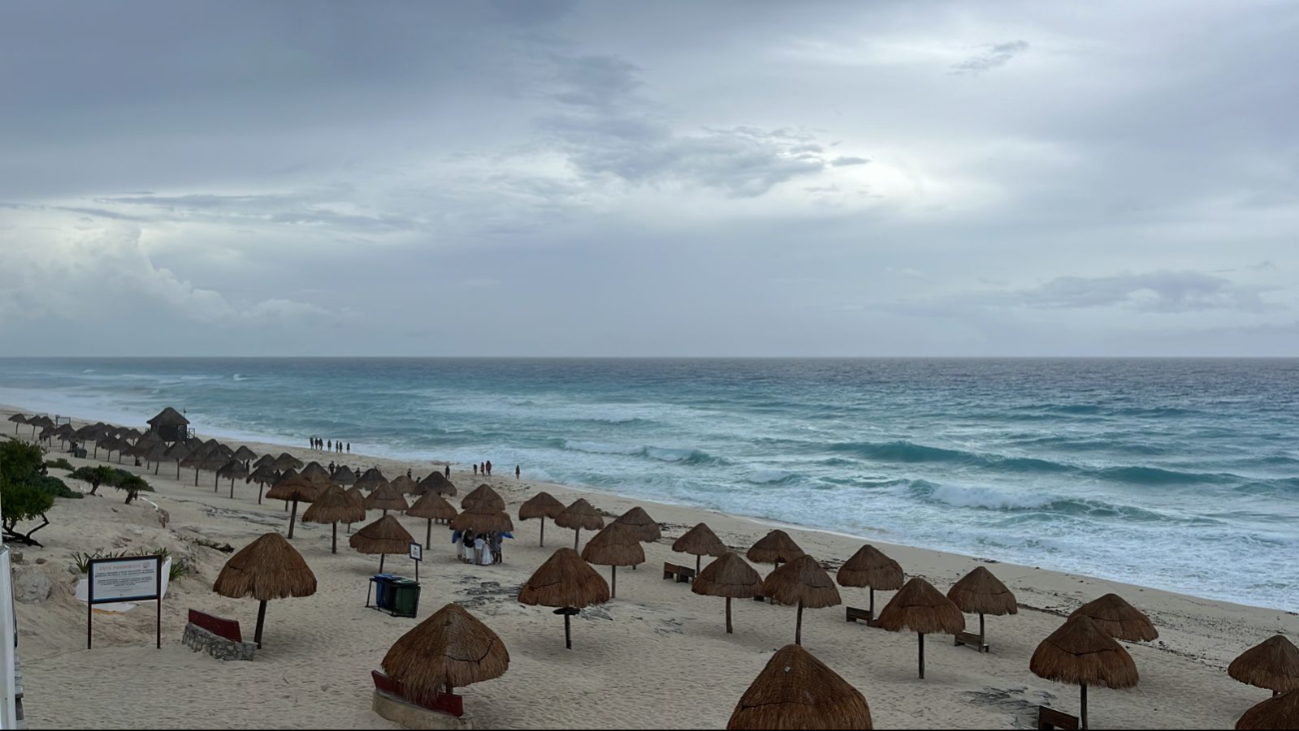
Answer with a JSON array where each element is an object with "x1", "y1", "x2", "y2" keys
[
  {"x1": 471, "y1": 460, "x2": 522, "y2": 480},
  {"x1": 310, "y1": 437, "x2": 349, "y2": 453},
  {"x1": 455, "y1": 529, "x2": 507, "y2": 565}
]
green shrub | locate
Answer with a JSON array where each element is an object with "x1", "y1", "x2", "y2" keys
[
  {"x1": 29, "y1": 475, "x2": 82, "y2": 500},
  {"x1": 69, "y1": 465, "x2": 120, "y2": 496},
  {"x1": 114, "y1": 473, "x2": 154, "y2": 505},
  {"x1": 44, "y1": 458, "x2": 74, "y2": 471},
  {"x1": 1, "y1": 440, "x2": 56, "y2": 546}
]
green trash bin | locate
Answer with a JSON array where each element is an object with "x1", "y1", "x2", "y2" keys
[{"x1": 390, "y1": 579, "x2": 421, "y2": 618}]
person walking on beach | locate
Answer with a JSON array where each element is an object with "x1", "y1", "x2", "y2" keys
[
  {"x1": 473, "y1": 463, "x2": 478, "y2": 476},
  {"x1": 486, "y1": 460, "x2": 492, "y2": 476},
  {"x1": 327, "y1": 439, "x2": 332, "y2": 452},
  {"x1": 516, "y1": 465, "x2": 520, "y2": 480},
  {"x1": 490, "y1": 532, "x2": 503, "y2": 564},
  {"x1": 347, "y1": 442, "x2": 351, "y2": 453},
  {"x1": 445, "y1": 464, "x2": 450, "y2": 478}
]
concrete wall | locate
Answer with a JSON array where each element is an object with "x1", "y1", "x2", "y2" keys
[{"x1": 181, "y1": 622, "x2": 256, "y2": 662}]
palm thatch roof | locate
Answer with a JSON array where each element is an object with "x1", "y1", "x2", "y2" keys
[
  {"x1": 265, "y1": 474, "x2": 320, "y2": 503},
  {"x1": 28, "y1": 415, "x2": 54, "y2": 429},
  {"x1": 247, "y1": 464, "x2": 279, "y2": 485},
  {"x1": 278, "y1": 467, "x2": 299, "y2": 482},
  {"x1": 162, "y1": 440, "x2": 193, "y2": 462},
  {"x1": 614, "y1": 506, "x2": 661, "y2": 543},
  {"x1": 1229, "y1": 636, "x2": 1299, "y2": 694},
  {"x1": 408, "y1": 492, "x2": 458, "y2": 521},
  {"x1": 727, "y1": 644, "x2": 872, "y2": 730},
  {"x1": 349, "y1": 515, "x2": 415, "y2": 555},
  {"x1": 836, "y1": 545, "x2": 904, "y2": 590},
  {"x1": 232, "y1": 445, "x2": 257, "y2": 463},
  {"x1": 274, "y1": 452, "x2": 304, "y2": 471},
  {"x1": 747, "y1": 530, "x2": 805, "y2": 566},
  {"x1": 876, "y1": 577, "x2": 965, "y2": 636},
  {"x1": 390, "y1": 474, "x2": 418, "y2": 495},
  {"x1": 355, "y1": 467, "x2": 389, "y2": 491},
  {"x1": 519, "y1": 492, "x2": 565, "y2": 521},
  {"x1": 143, "y1": 442, "x2": 171, "y2": 464},
  {"x1": 761, "y1": 555, "x2": 842, "y2": 609},
  {"x1": 148, "y1": 407, "x2": 189, "y2": 427},
  {"x1": 213, "y1": 533, "x2": 317, "y2": 601},
  {"x1": 217, "y1": 459, "x2": 249, "y2": 481},
  {"x1": 7, "y1": 414, "x2": 26, "y2": 424},
  {"x1": 461, "y1": 484, "x2": 506, "y2": 512},
  {"x1": 693, "y1": 552, "x2": 763, "y2": 599},
  {"x1": 417, "y1": 471, "x2": 456, "y2": 496},
  {"x1": 581, "y1": 522, "x2": 645, "y2": 567},
  {"x1": 363, "y1": 482, "x2": 410, "y2": 512},
  {"x1": 554, "y1": 498, "x2": 604, "y2": 532},
  {"x1": 253, "y1": 454, "x2": 277, "y2": 469},
  {"x1": 303, "y1": 485, "x2": 367, "y2": 525},
  {"x1": 382, "y1": 604, "x2": 510, "y2": 704},
  {"x1": 947, "y1": 566, "x2": 1018, "y2": 617},
  {"x1": 73, "y1": 423, "x2": 105, "y2": 440},
  {"x1": 1070, "y1": 593, "x2": 1158, "y2": 642},
  {"x1": 450, "y1": 500, "x2": 514, "y2": 534},
  {"x1": 673, "y1": 523, "x2": 727, "y2": 557},
  {"x1": 517, "y1": 548, "x2": 610, "y2": 608},
  {"x1": 345, "y1": 485, "x2": 366, "y2": 507},
  {"x1": 1236, "y1": 690, "x2": 1299, "y2": 730},
  {"x1": 300, "y1": 461, "x2": 332, "y2": 485},
  {"x1": 1030, "y1": 614, "x2": 1139, "y2": 689},
  {"x1": 332, "y1": 465, "x2": 357, "y2": 486}
]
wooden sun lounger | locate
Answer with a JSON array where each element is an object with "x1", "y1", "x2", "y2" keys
[
  {"x1": 954, "y1": 631, "x2": 990, "y2": 653},
  {"x1": 663, "y1": 562, "x2": 682, "y2": 580},
  {"x1": 845, "y1": 606, "x2": 881, "y2": 627},
  {"x1": 662, "y1": 562, "x2": 696, "y2": 583},
  {"x1": 1037, "y1": 705, "x2": 1080, "y2": 730}
]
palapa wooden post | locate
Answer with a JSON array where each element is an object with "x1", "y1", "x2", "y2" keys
[
  {"x1": 287, "y1": 500, "x2": 298, "y2": 539},
  {"x1": 795, "y1": 601, "x2": 804, "y2": 645},
  {"x1": 255, "y1": 599, "x2": 268, "y2": 649},
  {"x1": 918, "y1": 632, "x2": 925, "y2": 679},
  {"x1": 565, "y1": 611, "x2": 573, "y2": 649},
  {"x1": 1080, "y1": 683, "x2": 1088, "y2": 729},
  {"x1": 379, "y1": 554, "x2": 386, "y2": 573},
  {"x1": 726, "y1": 597, "x2": 733, "y2": 634},
  {"x1": 696, "y1": 554, "x2": 701, "y2": 575},
  {"x1": 331, "y1": 523, "x2": 338, "y2": 554},
  {"x1": 979, "y1": 612, "x2": 986, "y2": 646},
  {"x1": 611, "y1": 566, "x2": 617, "y2": 599},
  {"x1": 573, "y1": 528, "x2": 580, "y2": 551},
  {"x1": 540, "y1": 518, "x2": 545, "y2": 547}
]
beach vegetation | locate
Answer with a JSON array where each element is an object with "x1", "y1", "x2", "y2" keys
[
  {"x1": 0, "y1": 440, "x2": 58, "y2": 546},
  {"x1": 114, "y1": 473, "x2": 154, "y2": 505},
  {"x1": 69, "y1": 465, "x2": 120, "y2": 495},
  {"x1": 44, "y1": 457, "x2": 75, "y2": 471}
]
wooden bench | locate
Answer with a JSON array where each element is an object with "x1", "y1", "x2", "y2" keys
[
  {"x1": 662, "y1": 563, "x2": 696, "y2": 583},
  {"x1": 372, "y1": 670, "x2": 464, "y2": 718},
  {"x1": 1037, "y1": 705, "x2": 1079, "y2": 731},
  {"x1": 954, "y1": 631, "x2": 990, "y2": 653},
  {"x1": 663, "y1": 562, "x2": 682, "y2": 580},
  {"x1": 189, "y1": 609, "x2": 242, "y2": 643},
  {"x1": 845, "y1": 606, "x2": 881, "y2": 627}
]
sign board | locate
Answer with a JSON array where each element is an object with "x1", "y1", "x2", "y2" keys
[
  {"x1": 408, "y1": 543, "x2": 422, "y2": 562},
  {"x1": 87, "y1": 555, "x2": 163, "y2": 649}
]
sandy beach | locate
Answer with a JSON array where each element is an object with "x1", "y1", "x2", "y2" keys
[{"x1": 3, "y1": 403, "x2": 1295, "y2": 730}]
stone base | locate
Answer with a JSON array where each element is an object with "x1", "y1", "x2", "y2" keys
[
  {"x1": 373, "y1": 690, "x2": 473, "y2": 730},
  {"x1": 182, "y1": 622, "x2": 257, "y2": 661}
]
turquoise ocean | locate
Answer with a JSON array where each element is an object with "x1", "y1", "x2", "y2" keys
[{"x1": 0, "y1": 357, "x2": 1294, "y2": 610}]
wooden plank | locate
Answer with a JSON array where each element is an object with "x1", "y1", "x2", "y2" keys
[
  {"x1": 954, "y1": 631, "x2": 990, "y2": 652},
  {"x1": 188, "y1": 609, "x2": 242, "y2": 643},
  {"x1": 662, "y1": 562, "x2": 680, "y2": 580},
  {"x1": 1037, "y1": 705, "x2": 1080, "y2": 731},
  {"x1": 846, "y1": 606, "x2": 873, "y2": 623}
]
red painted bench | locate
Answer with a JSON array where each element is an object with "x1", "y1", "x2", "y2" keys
[
  {"x1": 372, "y1": 670, "x2": 464, "y2": 718},
  {"x1": 189, "y1": 609, "x2": 242, "y2": 643}
]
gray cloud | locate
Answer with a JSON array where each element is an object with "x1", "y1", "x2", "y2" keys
[
  {"x1": 1008, "y1": 271, "x2": 1278, "y2": 313},
  {"x1": 951, "y1": 40, "x2": 1030, "y2": 75},
  {"x1": 830, "y1": 156, "x2": 870, "y2": 167}
]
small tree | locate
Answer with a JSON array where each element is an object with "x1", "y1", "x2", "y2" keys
[
  {"x1": 115, "y1": 473, "x2": 154, "y2": 505},
  {"x1": 69, "y1": 465, "x2": 120, "y2": 496},
  {"x1": 0, "y1": 480, "x2": 54, "y2": 546}
]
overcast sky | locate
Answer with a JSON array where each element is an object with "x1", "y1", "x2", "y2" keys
[{"x1": 2, "y1": 0, "x2": 1297, "y2": 356}]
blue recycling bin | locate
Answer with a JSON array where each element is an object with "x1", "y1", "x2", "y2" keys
[{"x1": 373, "y1": 574, "x2": 397, "y2": 610}]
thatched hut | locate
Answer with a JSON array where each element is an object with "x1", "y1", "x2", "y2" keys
[
  {"x1": 693, "y1": 552, "x2": 763, "y2": 634},
  {"x1": 1070, "y1": 593, "x2": 1157, "y2": 642},
  {"x1": 350, "y1": 515, "x2": 415, "y2": 573},
  {"x1": 1030, "y1": 614, "x2": 1138, "y2": 730},
  {"x1": 381, "y1": 604, "x2": 510, "y2": 706},
  {"x1": 265, "y1": 474, "x2": 320, "y2": 539},
  {"x1": 408, "y1": 492, "x2": 458, "y2": 549},
  {"x1": 147, "y1": 406, "x2": 189, "y2": 442},
  {"x1": 727, "y1": 644, "x2": 872, "y2": 730},
  {"x1": 1229, "y1": 636, "x2": 1299, "y2": 696},
  {"x1": 355, "y1": 467, "x2": 389, "y2": 492},
  {"x1": 449, "y1": 500, "x2": 514, "y2": 536},
  {"x1": 673, "y1": 523, "x2": 727, "y2": 575},
  {"x1": 518, "y1": 492, "x2": 565, "y2": 547},
  {"x1": 390, "y1": 474, "x2": 418, "y2": 495},
  {"x1": 216, "y1": 459, "x2": 249, "y2": 498},
  {"x1": 614, "y1": 506, "x2": 661, "y2": 543},
  {"x1": 332, "y1": 465, "x2": 357, "y2": 486},
  {"x1": 417, "y1": 470, "x2": 456, "y2": 497},
  {"x1": 363, "y1": 482, "x2": 410, "y2": 516},
  {"x1": 877, "y1": 577, "x2": 965, "y2": 679},
  {"x1": 517, "y1": 548, "x2": 610, "y2": 650},
  {"x1": 836, "y1": 545, "x2": 904, "y2": 619},
  {"x1": 461, "y1": 484, "x2": 505, "y2": 512},
  {"x1": 554, "y1": 498, "x2": 604, "y2": 551},
  {"x1": 1236, "y1": 690, "x2": 1299, "y2": 730},
  {"x1": 303, "y1": 484, "x2": 366, "y2": 554},
  {"x1": 747, "y1": 530, "x2": 805, "y2": 569},
  {"x1": 213, "y1": 533, "x2": 317, "y2": 648},
  {"x1": 947, "y1": 566, "x2": 1017, "y2": 648},
  {"x1": 762, "y1": 555, "x2": 842, "y2": 646},
  {"x1": 581, "y1": 522, "x2": 645, "y2": 599}
]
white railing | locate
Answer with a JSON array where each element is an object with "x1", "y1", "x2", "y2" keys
[{"x1": 0, "y1": 545, "x2": 17, "y2": 729}]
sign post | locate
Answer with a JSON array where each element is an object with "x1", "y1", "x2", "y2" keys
[
  {"x1": 409, "y1": 542, "x2": 422, "y2": 584},
  {"x1": 87, "y1": 555, "x2": 163, "y2": 650}
]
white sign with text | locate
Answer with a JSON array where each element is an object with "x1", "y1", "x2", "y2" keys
[{"x1": 89, "y1": 557, "x2": 161, "y2": 603}]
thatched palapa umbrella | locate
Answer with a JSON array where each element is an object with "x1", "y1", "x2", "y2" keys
[
  {"x1": 417, "y1": 470, "x2": 455, "y2": 497},
  {"x1": 581, "y1": 522, "x2": 644, "y2": 599},
  {"x1": 163, "y1": 440, "x2": 193, "y2": 479},
  {"x1": 1229, "y1": 636, "x2": 1299, "y2": 697},
  {"x1": 747, "y1": 530, "x2": 804, "y2": 570},
  {"x1": 518, "y1": 548, "x2": 610, "y2": 650},
  {"x1": 332, "y1": 465, "x2": 357, "y2": 486},
  {"x1": 7, "y1": 413, "x2": 25, "y2": 434},
  {"x1": 461, "y1": 483, "x2": 505, "y2": 512},
  {"x1": 355, "y1": 467, "x2": 388, "y2": 492},
  {"x1": 390, "y1": 474, "x2": 418, "y2": 495},
  {"x1": 674, "y1": 523, "x2": 727, "y2": 575},
  {"x1": 727, "y1": 644, "x2": 872, "y2": 730},
  {"x1": 143, "y1": 442, "x2": 170, "y2": 475},
  {"x1": 762, "y1": 555, "x2": 842, "y2": 646},
  {"x1": 836, "y1": 545, "x2": 904, "y2": 620},
  {"x1": 519, "y1": 492, "x2": 565, "y2": 547},
  {"x1": 877, "y1": 577, "x2": 965, "y2": 679},
  {"x1": 382, "y1": 604, "x2": 509, "y2": 705},
  {"x1": 693, "y1": 552, "x2": 762, "y2": 634},
  {"x1": 232, "y1": 445, "x2": 257, "y2": 466},
  {"x1": 1236, "y1": 690, "x2": 1299, "y2": 730},
  {"x1": 450, "y1": 499, "x2": 513, "y2": 536},
  {"x1": 615, "y1": 506, "x2": 661, "y2": 543},
  {"x1": 302, "y1": 484, "x2": 365, "y2": 554},
  {"x1": 350, "y1": 514, "x2": 414, "y2": 573},
  {"x1": 555, "y1": 498, "x2": 604, "y2": 551},
  {"x1": 253, "y1": 454, "x2": 276, "y2": 470},
  {"x1": 408, "y1": 492, "x2": 457, "y2": 549},
  {"x1": 300, "y1": 461, "x2": 331, "y2": 485},
  {"x1": 247, "y1": 464, "x2": 278, "y2": 503},
  {"x1": 1070, "y1": 593, "x2": 1158, "y2": 642},
  {"x1": 947, "y1": 566, "x2": 1017, "y2": 649},
  {"x1": 274, "y1": 452, "x2": 304, "y2": 472},
  {"x1": 1030, "y1": 613, "x2": 1138, "y2": 730},
  {"x1": 364, "y1": 482, "x2": 409, "y2": 516},
  {"x1": 213, "y1": 533, "x2": 317, "y2": 649},
  {"x1": 217, "y1": 459, "x2": 249, "y2": 498},
  {"x1": 344, "y1": 485, "x2": 366, "y2": 532},
  {"x1": 265, "y1": 474, "x2": 320, "y2": 539}
]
